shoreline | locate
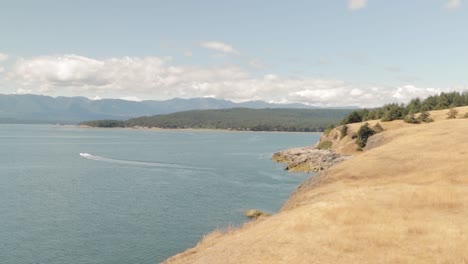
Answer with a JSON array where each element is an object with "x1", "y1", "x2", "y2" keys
[{"x1": 75, "y1": 125, "x2": 323, "y2": 134}]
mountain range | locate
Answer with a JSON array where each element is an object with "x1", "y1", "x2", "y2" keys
[{"x1": 0, "y1": 94, "x2": 356, "y2": 124}]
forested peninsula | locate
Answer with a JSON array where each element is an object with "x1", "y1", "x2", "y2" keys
[{"x1": 80, "y1": 108, "x2": 352, "y2": 132}]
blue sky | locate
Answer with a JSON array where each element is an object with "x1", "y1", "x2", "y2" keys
[{"x1": 0, "y1": 0, "x2": 466, "y2": 107}]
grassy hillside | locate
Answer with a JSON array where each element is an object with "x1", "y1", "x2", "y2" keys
[
  {"x1": 82, "y1": 108, "x2": 352, "y2": 132},
  {"x1": 165, "y1": 106, "x2": 468, "y2": 263}
]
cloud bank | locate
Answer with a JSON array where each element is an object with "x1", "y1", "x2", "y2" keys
[{"x1": 2, "y1": 54, "x2": 463, "y2": 108}]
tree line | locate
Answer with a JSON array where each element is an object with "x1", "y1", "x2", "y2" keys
[{"x1": 341, "y1": 91, "x2": 468, "y2": 125}]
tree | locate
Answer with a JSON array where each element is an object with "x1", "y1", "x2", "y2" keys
[
  {"x1": 341, "y1": 110, "x2": 363, "y2": 124},
  {"x1": 406, "y1": 98, "x2": 422, "y2": 114},
  {"x1": 436, "y1": 92, "x2": 451, "y2": 109},
  {"x1": 381, "y1": 103, "x2": 407, "y2": 122}
]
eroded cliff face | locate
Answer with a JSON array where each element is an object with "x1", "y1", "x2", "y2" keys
[{"x1": 165, "y1": 107, "x2": 468, "y2": 264}]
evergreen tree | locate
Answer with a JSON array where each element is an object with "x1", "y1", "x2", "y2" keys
[
  {"x1": 341, "y1": 110, "x2": 363, "y2": 124},
  {"x1": 406, "y1": 98, "x2": 422, "y2": 114}
]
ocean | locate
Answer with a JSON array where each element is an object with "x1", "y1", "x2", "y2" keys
[{"x1": 0, "y1": 125, "x2": 319, "y2": 264}]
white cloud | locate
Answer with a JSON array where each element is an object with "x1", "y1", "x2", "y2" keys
[
  {"x1": 347, "y1": 0, "x2": 367, "y2": 10},
  {"x1": 15, "y1": 88, "x2": 33, "y2": 94},
  {"x1": 446, "y1": 0, "x2": 461, "y2": 9},
  {"x1": 391, "y1": 85, "x2": 441, "y2": 102},
  {"x1": 120, "y1": 96, "x2": 143, "y2": 102},
  {"x1": 0, "y1": 53, "x2": 8, "y2": 62},
  {"x1": 2, "y1": 54, "x2": 463, "y2": 108},
  {"x1": 200, "y1": 41, "x2": 239, "y2": 54}
]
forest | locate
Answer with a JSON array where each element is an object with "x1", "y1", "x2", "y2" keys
[{"x1": 81, "y1": 108, "x2": 352, "y2": 132}]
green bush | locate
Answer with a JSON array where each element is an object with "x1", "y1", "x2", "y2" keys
[
  {"x1": 317, "y1": 140, "x2": 333, "y2": 150},
  {"x1": 356, "y1": 123, "x2": 375, "y2": 149}
]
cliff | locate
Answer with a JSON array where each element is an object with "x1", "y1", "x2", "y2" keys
[{"x1": 165, "y1": 106, "x2": 468, "y2": 264}]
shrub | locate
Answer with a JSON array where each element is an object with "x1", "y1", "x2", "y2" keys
[
  {"x1": 373, "y1": 122, "x2": 384, "y2": 133},
  {"x1": 356, "y1": 123, "x2": 375, "y2": 149},
  {"x1": 404, "y1": 113, "x2": 421, "y2": 124},
  {"x1": 317, "y1": 140, "x2": 333, "y2": 150},
  {"x1": 339, "y1": 125, "x2": 348, "y2": 139},
  {"x1": 418, "y1": 110, "x2": 433, "y2": 123},
  {"x1": 447, "y1": 108, "x2": 458, "y2": 119}
]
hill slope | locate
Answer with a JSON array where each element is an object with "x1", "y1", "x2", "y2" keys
[{"x1": 165, "y1": 107, "x2": 468, "y2": 263}]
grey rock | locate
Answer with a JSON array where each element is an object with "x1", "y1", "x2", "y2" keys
[{"x1": 272, "y1": 147, "x2": 351, "y2": 172}]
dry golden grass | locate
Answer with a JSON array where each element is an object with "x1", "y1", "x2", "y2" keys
[{"x1": 165, "y1": 107, "x2": 468, "y2": 264}]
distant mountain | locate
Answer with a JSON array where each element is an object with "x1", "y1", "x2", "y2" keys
[
  {"x1": 81, "y1": 108, "x2": 353, "y2": 132},
  {"x1": 0, "y1": 94, "x2": 357, "y2": 124}
]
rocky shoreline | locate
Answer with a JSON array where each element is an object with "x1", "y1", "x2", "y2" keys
[{"x1": 272, "y1": 146, "x2": 352, "y2": 172}]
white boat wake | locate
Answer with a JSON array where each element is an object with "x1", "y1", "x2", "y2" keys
[{"x1": 79, "y1": 153, "x2": 213, "y2": 171}]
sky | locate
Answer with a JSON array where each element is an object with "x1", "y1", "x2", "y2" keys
[{"x1": 0, "y1": 0, "x2": 466, "y2": 107}]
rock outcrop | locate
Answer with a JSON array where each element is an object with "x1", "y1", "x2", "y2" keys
[
  {"x1": 272, "y1": 147, "x2": 351, "y2": 172},
  {"x1": 244, "y1": 209, "x2": 270, "y2": 219}
]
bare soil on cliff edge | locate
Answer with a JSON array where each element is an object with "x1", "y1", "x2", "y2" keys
[{"x1": 165, "y1": 107, "x2": 468, "y2": 264}]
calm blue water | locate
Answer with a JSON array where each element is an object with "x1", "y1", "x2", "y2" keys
[{"x1": 0, "y1": 125, "x2": 318, "y2": 264}]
